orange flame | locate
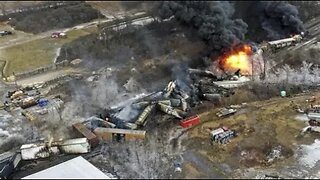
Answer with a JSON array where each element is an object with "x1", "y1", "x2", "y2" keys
[{"x1": 219, "y1": 44, "x2": 253, "y2": 75}]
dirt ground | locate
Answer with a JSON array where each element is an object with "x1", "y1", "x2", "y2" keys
[{"x1": 177, "y1": 90, "x2": 320, "y2": 178}]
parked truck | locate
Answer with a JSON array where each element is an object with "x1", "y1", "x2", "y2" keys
[{"x1": 210, "y1": 126, "x2": 238, "y2": 144}]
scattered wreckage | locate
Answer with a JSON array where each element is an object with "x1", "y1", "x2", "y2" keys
[
  {"x1": 1, "y1": 67, "x2": 247, "y2": 177},
  {"x1": 5, "y1": 86, "x2": 41, "y2": 110},
  {"x1": 0, "y1": 152, "x2": 22, "y2": 179},
  {"x1": 94, "y1": 68, "x2": 243, "y2": 132},
  {"x1": 71, "y1": 68, "x2": 245, "y2": 147},
  {"x1": 73, "y1": 117, "x2": 146, "y2": 143},
  {"x1": 216, "y1": 108, "x2": 237, "y2": 118},
  {"x1": 295, "y1": 98, "x2": 320, "y2": 135},
  {"x1": 20, "y1": 138, "x2": 90, "y2": 160},
  {"x1": 306, "y1": 105, "x2": 320, "y2": 121}
]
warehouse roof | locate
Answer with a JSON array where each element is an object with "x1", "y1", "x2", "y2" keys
[{"x1": 22, "y1": 156, "x2": 111, "y2": 179}]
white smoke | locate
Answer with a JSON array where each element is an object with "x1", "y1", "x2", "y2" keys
[{"x1": 114, "y1": 104, "x2": 140, "y2": 122}]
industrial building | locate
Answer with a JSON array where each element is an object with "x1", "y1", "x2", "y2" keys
[{"x1": 22, "y1": 156, "x2": 114, "y2": 179}]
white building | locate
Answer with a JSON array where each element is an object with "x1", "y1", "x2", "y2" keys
[{"x1": 22, "y1": 156, "x2": 115, "y2": 179}]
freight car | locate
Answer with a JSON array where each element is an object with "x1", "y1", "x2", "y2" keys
[
  {"x1": 93, "y1": 128, "x2": 146, "y2": 142},
  {"x1": 262, "y1": 33, "x2": 303, "y2": 52},
  {"x1": 72, "y1": 123, "x2": 99, "y2": 148},
  {"x1": 180, "y1": 115, "x2": 201, "y2": 128}
]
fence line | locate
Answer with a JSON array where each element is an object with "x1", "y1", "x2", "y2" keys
[{"x1": 12, "y1": 60, "x2": 69, "y2": 80}]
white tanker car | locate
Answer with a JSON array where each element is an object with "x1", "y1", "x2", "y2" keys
[{"x1": 260, "y1": 32, "x2": 306, "y2": 52}]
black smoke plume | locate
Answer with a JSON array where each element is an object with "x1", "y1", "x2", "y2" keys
[
  {"x1": 257, "y1": 1, "x2": 305, "y2": 40},
  {"x1": 153, "y1": 1, "x2": 248, "y2": 53},
  {"x1": 234, "y1": 1, "x2": 305, "y2": 41}
]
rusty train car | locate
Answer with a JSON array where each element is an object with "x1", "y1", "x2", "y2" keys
[
  {"x1": 93, "y1": 128, "x2": 146, "y2": 142},
  {"x1": 72, "y1": 123, "x2": 99, "y2": 148}
]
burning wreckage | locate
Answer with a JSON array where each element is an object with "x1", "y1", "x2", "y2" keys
[
  {"x1": 1, "y1": 66, "x2": 245, "y2": 178},
  {"x1": 91, "y1": 68, "x2": 242, "y2": 132},
  {"x1": 68, "y1": 67, "x2": 243, "y2": 147},
  {"x1": 1, "y1": 31, "x2": 308, "y2": 178}
]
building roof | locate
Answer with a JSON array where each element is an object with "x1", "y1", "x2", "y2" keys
[{"x1": 22, "y1": 156, "x2": 110, "y2": 179}]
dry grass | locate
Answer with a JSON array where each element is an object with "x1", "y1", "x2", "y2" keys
[
  {"x1": 184, "y1": 163, "x2": 203, "y2": 178},
  {"x1": 1, "y1": 28, "x2": 92, "y2": 76},
  {"x1": 86, "y1": 1, "x2": 124, "y2": 14},
  {"x1": 185, "y1": 91, "x2": 320, "y2": 171}
]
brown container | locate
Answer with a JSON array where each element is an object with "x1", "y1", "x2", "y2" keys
[
  {"x1": 93, "y1": 128, "x2": 146, "y2": 142},
  {"x1": 72, "y1": 123, "x2": 99, "y2": 148}
]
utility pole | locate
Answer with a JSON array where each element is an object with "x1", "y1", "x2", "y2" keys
[
  {"x1": 97, "y1": 10, "x2": 101, "y2": 34},
  {"x1": 251, "y1": 57, "x2": 254, "y2": 81},
  {"x1": 13, "y1": 72, "x2": 18, "y2": 88},
  {"x1": 65, "y1": 48, "x2": 68, "y2": 61},
  {"x1": 263, "y1": 55, "x2": 266, "y2": 80}
]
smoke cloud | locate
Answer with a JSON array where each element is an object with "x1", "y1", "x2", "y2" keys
[
  {"x1": 154, "y1": 1, "x2": 248, "y2": 52},
  {"x1": 234, "y1": 1, "x2": 305, "y2": 41},
  {"x1": 154, "y1": 1, "x2": 305, "y2": 46},
  {"x1": 257, "y1": 1, "x2": 305, "y2": 40}
]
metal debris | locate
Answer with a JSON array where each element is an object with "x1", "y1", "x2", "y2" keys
[
  {"x1": 20, "y1": 138, "x2": 91, "y2": 160},
  {"x1": 157, "y1": 103, "x2": 183, "y2": 119},
  {"x1": 216, "y1": 108, "x2": 237, "y2": 117},
  {"x1": 0, "y1": 152, "x2": 22, "y2": 179},
  {"x1": 135, "y1": 104, "x2": 155, "y2": 126}
]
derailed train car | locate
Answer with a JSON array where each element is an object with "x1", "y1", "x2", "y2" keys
[
  {"x1": 94, "y1": 128, "x2": 146, "y2": 142},
  {"x1": 261, "y1": 33, "x2": 304, "y2": 52},
  {"x1": 20, "y1": 138, "x2": 90, "y2": 160}
]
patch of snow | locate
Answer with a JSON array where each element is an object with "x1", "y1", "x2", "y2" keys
[
  {"x1": 299, "y1": 139, "x2": 320, "y2": 168},
  {"x1": 53, "y1": 48, "x2": 61, "y2": 64},
  {"x1": 295, "y1": 114, "x2": 309, "y2": 122}
]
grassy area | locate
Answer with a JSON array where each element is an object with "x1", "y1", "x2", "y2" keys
[
  {"x1": 1, "y1": 28, "x2": 94, "y2": 77},
  {"x1": 0, "y1": 22, "x2": 32, "y2": 44},
  {"x1": 86, "y1": 1, "x2": 123, "y2": 13}
]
